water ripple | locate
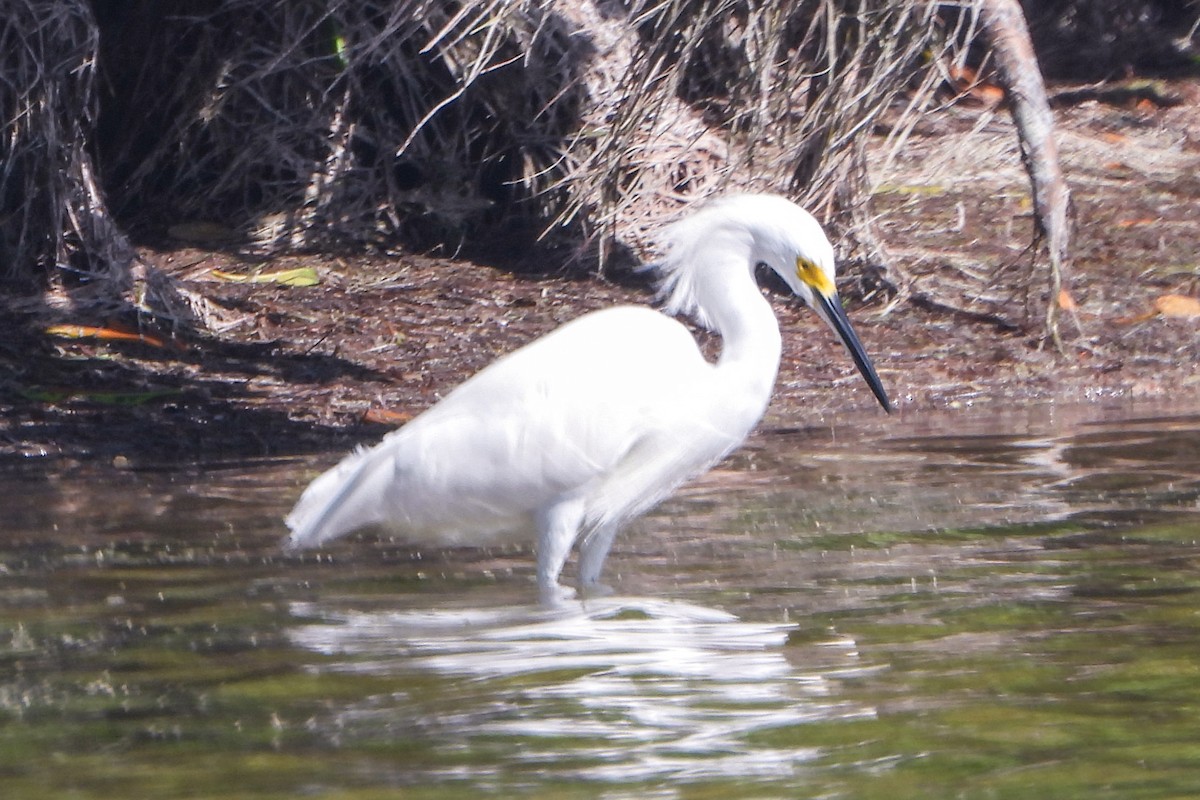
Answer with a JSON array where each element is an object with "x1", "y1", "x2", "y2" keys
[{"x1": 288, "y1": 597, "x2": 875, "y2": 783}]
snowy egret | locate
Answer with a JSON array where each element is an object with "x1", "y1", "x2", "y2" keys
[{"x1": 285, "y1": 193, "x2": 891, "y2": 602}]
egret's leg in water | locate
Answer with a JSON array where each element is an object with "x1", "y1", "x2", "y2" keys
[
  {"x1": 578, "y1": 522, "x2": 619, "y2": 596},
  {"x1": 535, "y1": 497, "x2": 585, "y2": 603}
]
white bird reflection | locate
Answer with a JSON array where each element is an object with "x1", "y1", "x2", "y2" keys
[{"x1": 288, "y1": 597, "x2": 878, "y2": 783}]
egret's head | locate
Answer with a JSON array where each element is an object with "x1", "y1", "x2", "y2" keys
[
  {"x1": 741, "y1": 195, "x2": 892, "y2": 414},
  {"x1": 659, "y1": 193, "x2": 891, "y2": 413},
  {"x1": 743, "y1": 199, "x2": 836, "y2": 310}
]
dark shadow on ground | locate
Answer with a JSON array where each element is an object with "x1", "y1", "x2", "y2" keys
[{"x1": 0, "y1": 314, "x2": 391, "y2": 464}]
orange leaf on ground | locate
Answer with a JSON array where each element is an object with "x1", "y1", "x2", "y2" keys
[
  {"x1": 1057, "y1": 289, "x2": 1077, "y2": 312},
  {"x1": 1113, "y1": 311, "x2": 1157, "y2": 325},
  {"x1": 45, "y1": 324, "x2": 168, "y2": 349},
  {"x1": 362, "y1": 408, "x2": 414, "y2": 425},
  {"x1": 947, "y1": 64, "x2": 1004, "y2": 105},
  {"x1": 1116, "y1": 218, "x2": 1157, "y2": 228},
  {"x1": 1154, "y1": 294, "x2": 1200, "y2": 319}
]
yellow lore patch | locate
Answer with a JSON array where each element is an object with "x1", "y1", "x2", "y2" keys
[{"x1": 796, "y1": 258, "x2": 835, "y2": 298}]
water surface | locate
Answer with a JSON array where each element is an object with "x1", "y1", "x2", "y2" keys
[{"x1": 3, "y1": 402, "x2": 1200, "y2": 798}]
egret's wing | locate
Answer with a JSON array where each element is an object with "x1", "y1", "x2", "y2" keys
[
  {"x1": 580, "y1": 418, "x2": 741, "y2": 538},
  {"x1": 285, "y1": 305, "x2": 709, "y2": 549},
  {"x1": 284, "y1": 399, "x2": 616, "y2": 549}
]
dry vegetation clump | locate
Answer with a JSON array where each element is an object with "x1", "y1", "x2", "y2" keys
[
  {"x1": 5, "y1": 0, "x2": 987, "y2": 313},
  {"x1": 560, "y1": 0, "x2": 980, "y2": 271},
  {"x1": 0, "y1": 1, "x2": 132, "y2": 291},
  {"x1": 94, "y1": 0, "x2": 587, "y2": 257},
  {"x1": 14, "y1": 2, "x2": 1192, "y2": 328}
]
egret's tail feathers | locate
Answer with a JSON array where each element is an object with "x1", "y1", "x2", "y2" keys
[{"x1": 283, "y1": 447, "x2": 380, "y2": 551}]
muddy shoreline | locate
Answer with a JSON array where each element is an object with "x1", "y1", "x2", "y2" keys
[{"x1": 2, "y1": 84, "x2": 1198, "y2": 464}]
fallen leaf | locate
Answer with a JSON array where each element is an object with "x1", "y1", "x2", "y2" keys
[
  {"x1": 1113, "y1": 309, "x2": 1158, "y2": 325},
  {"x1": 871, "y1": 183, "x2": 946, "y2": 197},
  {"x1": 18, "y1": 387, "x2": 72, "y2": 403},
  {"x1": 83, "y1": 389, "x2": 182, "y2": 406},
  {"x1": 45, "y1": 324, "x2": 169, "y2": 349},
  {"x1": 18, "y1": 387, "x2": 181, "y2": 406},
  {"x1": 211, "y1": 266, "x2": 320, "y2": 287},
  {"x1": 1116, "y1": 218, "x2": 1157, "y2": 228},
  {"x1": 947, "y1": 64, "x2": 1004, "y2": 105},
  {"x1": 362, "y1": 408, "x2": 414, "y2": 426},
  {"x1": 1154, "y1": 294, "x2": 1200, "y2": 319},
  {"x1": 1057, "y1": 289, "x2": 1077, "y2": 312}
]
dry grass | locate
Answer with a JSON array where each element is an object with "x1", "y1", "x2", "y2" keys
[{"x1": 555, "y1": 0, "x2": 983, "y2": 271}]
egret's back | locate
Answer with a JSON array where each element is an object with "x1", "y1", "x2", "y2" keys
[{"x1": 285, "y1": 305, "x2": 722, "y2": 551}]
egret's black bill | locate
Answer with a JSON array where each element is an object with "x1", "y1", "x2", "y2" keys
[{"x1": 815, "y1": 292, "x2": 892, "y2": 413}]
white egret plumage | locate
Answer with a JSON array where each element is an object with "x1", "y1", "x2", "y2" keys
[{"x1": 284, "y1": 194, "x2": 891, "y2": 602}]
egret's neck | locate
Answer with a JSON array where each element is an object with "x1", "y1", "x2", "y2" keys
[{"x1": 695, "y1": 251, "x2": 783, "y2": 406}]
